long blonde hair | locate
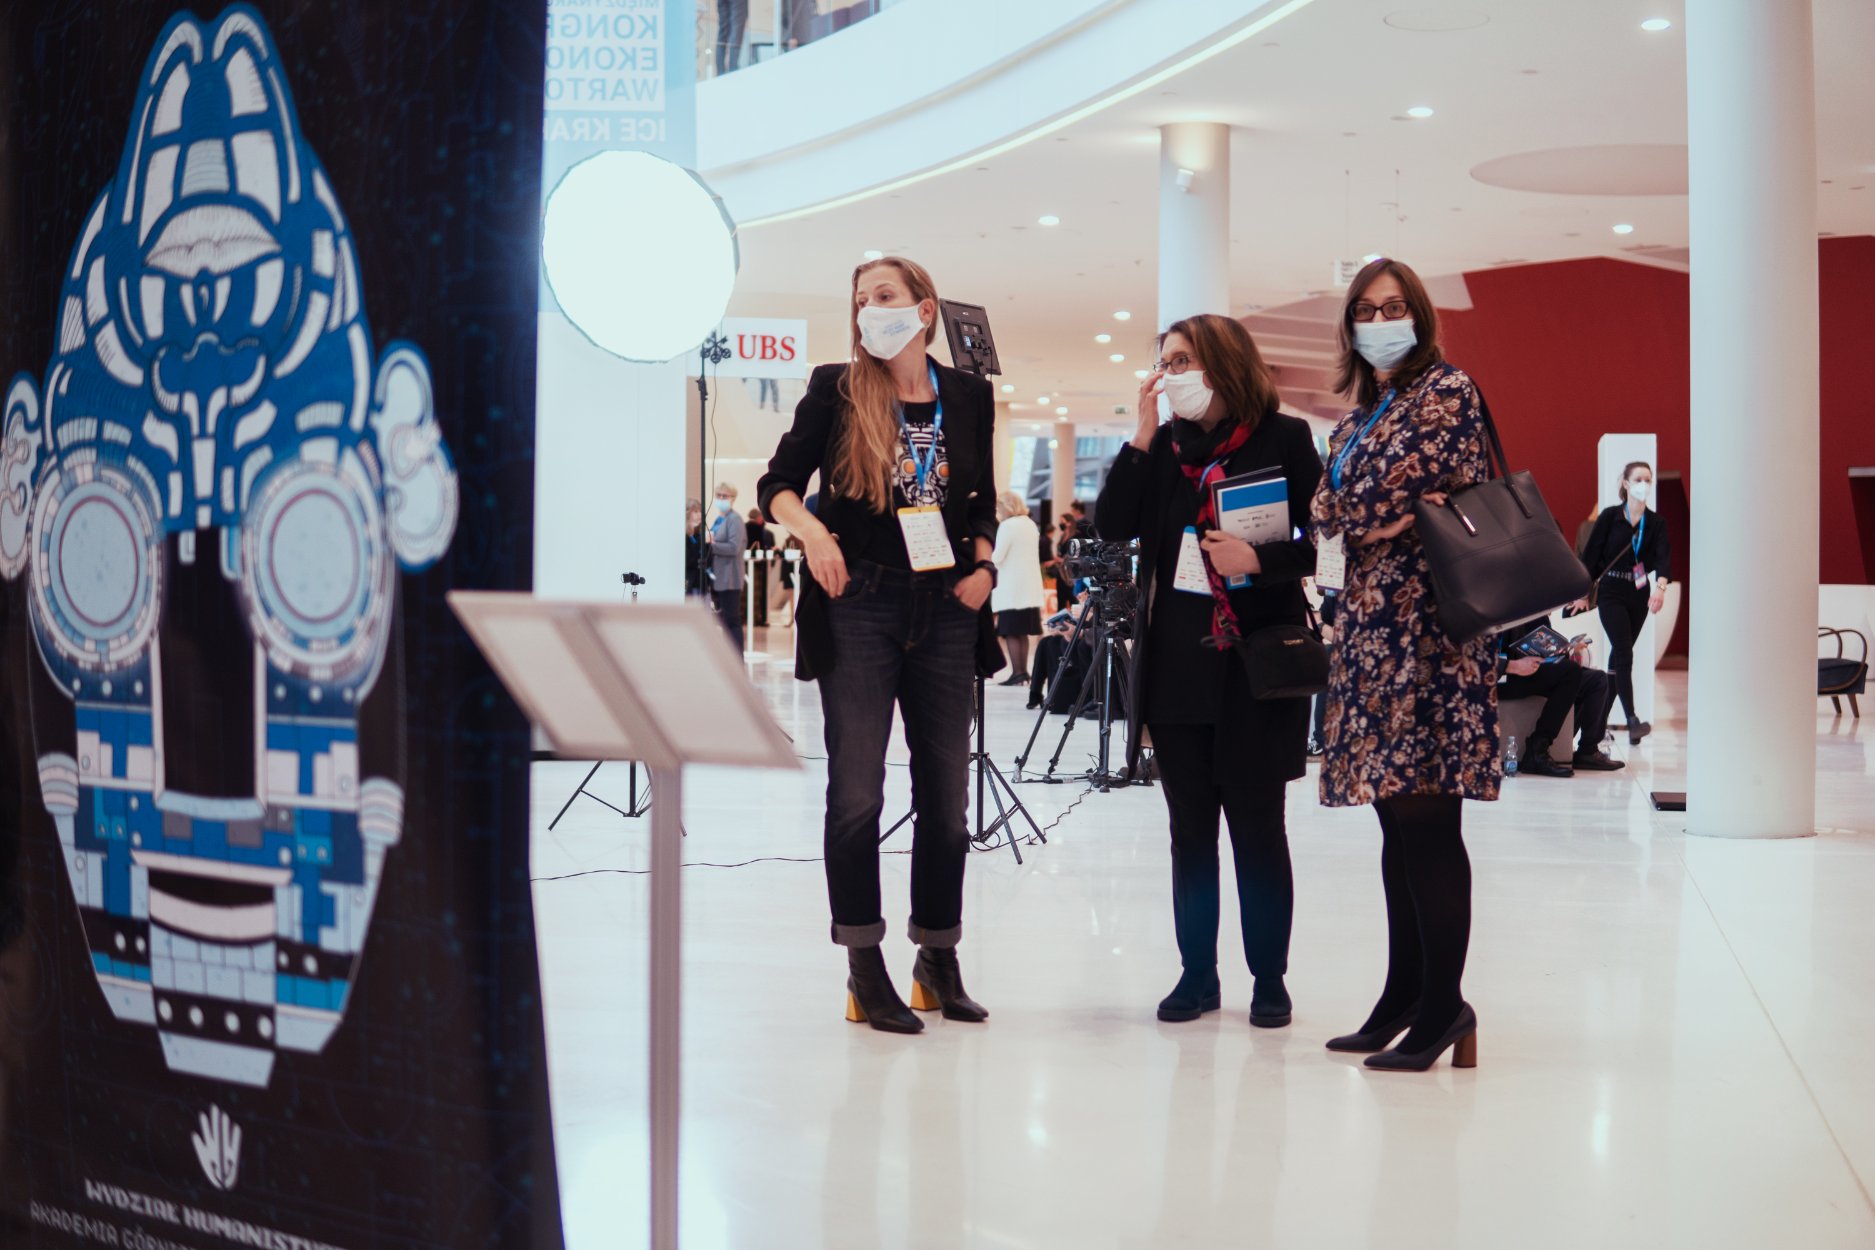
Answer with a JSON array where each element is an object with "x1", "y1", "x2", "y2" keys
[{"x1": 834, "y1": 257, "x2": 941, "y2": 513}]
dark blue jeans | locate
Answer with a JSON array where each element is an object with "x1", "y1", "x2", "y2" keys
[{"x1": 818, "y1": 560, "x2": 978, "y2": 948}]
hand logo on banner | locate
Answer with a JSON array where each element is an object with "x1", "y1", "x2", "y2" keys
[
  {"x1": 191, "y1": 1105, "x2": 244, "y2": 1192},
  {"x1": 0, "y1": 5, "x2": 457, "y2": 1088}
]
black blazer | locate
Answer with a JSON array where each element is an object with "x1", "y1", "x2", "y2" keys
[
  {"x1": 1581, "y1": 503, "x2": 1671, "y2": 583},
  {"x1": 757, "y1": 357, "x2": 999, "y2": 680},
  {"x1": 1094, "y1": 410, "x2": 1322, "y2": 781}
]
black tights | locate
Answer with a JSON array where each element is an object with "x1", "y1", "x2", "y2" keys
[
  {"x1": 1365, "y1": 794, "x2": 1471, "y2": 1050},
  {"x1": 1598, "y1": 581, "x2": 1649, "y2": 724},
  {"x1": 1002, "y1": 633, "x2": 1031, "y2": 677}
]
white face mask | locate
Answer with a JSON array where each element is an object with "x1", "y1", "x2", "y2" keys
[
  {"x1": 856, "y1": 303, "x2": 927, "y2": 360},
  {"x1": 713, "y1": 497, "x2": 733, "y2": 513},
  {"x1": 1161, "y1": 370, "x2": 1216, "y2": 422},
  {"x1": 1626, "y1": 480, "x2": 1650, "y2": 506},
  {"x1": 1352, "y1": 317, "x2": 1418, "y2": 371}
]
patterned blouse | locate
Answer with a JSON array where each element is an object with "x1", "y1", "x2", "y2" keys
[{"x1": 1311, "y1": 363, "x2": 1502, "y2": 807}]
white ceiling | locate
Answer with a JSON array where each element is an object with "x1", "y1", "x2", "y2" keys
[{"x1": 724, "y1": 0, "x2": 1875, "y2": 439}]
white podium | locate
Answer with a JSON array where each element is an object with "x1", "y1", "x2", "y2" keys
[{"x1": 449, "y1": 592, "x2": 799, "y2": 1250}]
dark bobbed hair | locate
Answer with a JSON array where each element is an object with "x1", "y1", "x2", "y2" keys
[
  {"x1": 1334, "y1": 257, "x2": 1445, "y2": 408},
  {"x1": 1158, "y1": 313, "x2": 1281, "y2": 435}
]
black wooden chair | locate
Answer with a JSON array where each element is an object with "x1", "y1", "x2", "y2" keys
[{"x1": 1819, "y1": 627, "x2": 1867, "y2": 717}]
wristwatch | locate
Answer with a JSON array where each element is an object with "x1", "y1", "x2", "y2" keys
[{"x1": 973, "y1": 558, "x2": 999, "y2": 587}]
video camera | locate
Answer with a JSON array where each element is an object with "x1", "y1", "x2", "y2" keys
[{"x1": 1060, "y1": 538, "x2": 1135, "y2": 587}]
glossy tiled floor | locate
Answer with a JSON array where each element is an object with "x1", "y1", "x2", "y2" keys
[{"x1": 532, "y1": 634, "x2": 1875, "y2": 1249}]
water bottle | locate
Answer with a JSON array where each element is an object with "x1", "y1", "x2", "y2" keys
[{"x1": 1504, "y1": 735, "x2": 1521, "y2": 776}]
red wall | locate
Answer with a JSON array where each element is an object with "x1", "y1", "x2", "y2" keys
[{"x1": 1440, "y1": 239, "x2": 1875, "y2": 591}]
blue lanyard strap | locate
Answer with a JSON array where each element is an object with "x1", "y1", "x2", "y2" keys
[
  {"x1": 896, "y1": 362, "x2": 945, "y2": 496},
  {"x1": 1329, "y1": 389, "x2": 1397, "y2": 491},
  {"x1": 1630, "y1": 512, "x2": 1645, "y2": 558}
]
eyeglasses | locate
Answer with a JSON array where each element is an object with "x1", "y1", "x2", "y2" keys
[
  {"x1": 1153, "y1": 353, "x2": 1196, "y2": 375},
  {"x1": 1351, "y1": 299, "x2": 1410, "y2": 323}
]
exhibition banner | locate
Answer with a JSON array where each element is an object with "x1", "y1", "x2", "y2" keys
[{"x1": 0, "y1": 5, "x2": 563, "y2": 1249}]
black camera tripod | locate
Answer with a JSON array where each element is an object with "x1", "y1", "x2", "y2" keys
[
  {"x1": 880, "y1": 676, "x2": 1044, "y2": 862},
  {"x1": 1014, "y1": 599, "x2": 1149, "y2": 792}
]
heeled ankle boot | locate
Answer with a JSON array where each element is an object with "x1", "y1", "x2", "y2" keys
[
  {"x1": 1156, "y1": 966, "x2": 1222, "y2": 1023},
  {"x1": 845, "y1": 945, "x2": 923, "y2": 1034},
  {"x1": 1249, "y1": 976, "x2": 1292, "y2": 1029},
  {"x1": 1364, "y1": 1003, "x2": 1477, "y2": 1072},
  {"x1": 908, "y1": 947, "x2": 988, "y2": 1022}
]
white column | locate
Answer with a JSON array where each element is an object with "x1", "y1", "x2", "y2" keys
[
  {"x1": 1052, "y1": 421, "x2": 1076, "y2": 515},
  {"x1": 1686, "y1": 2, "x2": 1819, "y2": 838},
  {"x1": 1158, "y1": 122, "x2": 1231, "y2": 331},
  {"x1": 994, "y1": 399, "x2": 1016, "y2": 497}
]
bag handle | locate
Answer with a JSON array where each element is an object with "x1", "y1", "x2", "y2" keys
[{"x1": 1464, "y1": 382, "x2": 1534, "y2": 520}]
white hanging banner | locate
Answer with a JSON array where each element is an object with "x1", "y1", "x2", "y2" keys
[{"x1": 714, "y1": 318, "x2": 809, "y2": 379}]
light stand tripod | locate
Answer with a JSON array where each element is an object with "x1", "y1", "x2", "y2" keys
[
  {"x1": 544, "y1": 573, "x2": 657, "y2": 830},
  {"x1": 879, "y1": 676, "x2": 1044, "y2": 862},
  {"x1": 1014, "y1": 602, "x2": 1148, "y2": 792},
  {"x1": 695, "y1": 331, "x2": 733, "y2": 607}
]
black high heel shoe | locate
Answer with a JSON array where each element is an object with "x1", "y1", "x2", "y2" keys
[
  {"x1": 908, "y1": 947, "x2": 988, "y2": 1022},
  {"x1": 844, "y1": 946, "x2": 923, "y2": 1034},
  {"x1": 1364, "y1": 1003, "x2": 1477, "y2": 1072},
  {"x1": 1325, "y1": 1001, "x2": 1420, "y2": 1053}
]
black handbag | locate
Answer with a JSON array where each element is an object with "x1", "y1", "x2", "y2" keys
[
  {"x1": 1236, "y1": 609, "x2": 1330, "y2": 700},
  {"x1": 1411, "y1": 390, "x2": 1591, "y2": 645}
]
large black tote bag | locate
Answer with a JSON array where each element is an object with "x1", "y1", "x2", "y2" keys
[{"x1": 1413, "y1": 390, "x2": 1590, "y2": 644}]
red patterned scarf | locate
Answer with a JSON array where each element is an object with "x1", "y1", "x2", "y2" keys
[{"x1": 1171, "y1": 417, "x2": 1253, "y2": 644}]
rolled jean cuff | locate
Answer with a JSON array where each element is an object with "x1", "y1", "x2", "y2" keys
[
  {"x1": 831, "y1": 920, "x2": 888, "y2": 948},
  {"x1": 907, "y1": 921, "x2": 961, "y2": 949}
]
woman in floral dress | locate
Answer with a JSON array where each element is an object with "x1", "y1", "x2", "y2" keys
[{"x1": 1310, "y1": 258, "x2": 1498, "y2": 1073}]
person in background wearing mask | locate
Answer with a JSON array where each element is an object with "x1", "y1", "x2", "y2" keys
[
  {"x1": 685, "y1": 498, "x2": 705, "y2": 597},
  {"x1": 708, "y1": 483, "x2": 746, "y2": 649},
  {"x1": 1576, "y1": 463, "x2": 1672, "y2": 745},
  {"x1": 990, "y1": 490, "x2": 1045, "y2": 685},
  {"x1": 1095, "y1": 314, "x2": 1320, "y2": 1029},
  {"x1": 1311, "y1": 257, "x2": 1498, "y2": 1073},
  {"x1": 758, "y1": 256, "x2": 999, "y2": 1035},
  {"x1": 746, "y1": 507, "x2": 775, "y2": 628}
]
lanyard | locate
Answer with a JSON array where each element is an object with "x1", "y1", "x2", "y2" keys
[
  {"x1": 1329, "y1": 389, "x2": 1397, "y2": 491},
  {"x1": 1630, "y1": 512, "x2": 1646, "y2": 559},
  {"x1": 896, "y1": 362, "x2": 945, "y2": 496}
]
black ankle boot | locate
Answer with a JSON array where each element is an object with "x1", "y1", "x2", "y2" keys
[
  {"x1": 845, "y1": 946, "x2": 922, "y2": 1034},
  {"x1": 1156, "y1": 966, "x2": 1222, "y2": 1022},
  {"x1": 1249, "y1": 976, "x2": 1292, "y2": 1028},
  {"x1": 909, "y1": 947, "x2": 988, "y2": 1022}
]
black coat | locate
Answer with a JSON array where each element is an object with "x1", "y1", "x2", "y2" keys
[
  {"x1": 1581, "y1": 503, "x2": 1671, "y2": 582},
  {"x1": 1095, "y1": 410, "x2": 1322, "y2": 782},
  {"x1": 757, "y1": 357, "x2": 1001, "y2": 681}
]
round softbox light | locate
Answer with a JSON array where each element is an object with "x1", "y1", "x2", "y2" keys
[{"x1": 542, "y1": 151, "x2": 739, "y2": 364}]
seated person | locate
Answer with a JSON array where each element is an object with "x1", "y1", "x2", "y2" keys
[
  {"x1": 1027, "y1": 590, "x2": 1125, "y2": 719},
  {"x1": 1497, "y1": 616, "x2": 1624, "y2": 777}
]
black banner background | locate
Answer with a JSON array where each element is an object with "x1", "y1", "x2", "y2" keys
[{"x1": 0, "y1": 4, "x2": 562, "y2": 1248}]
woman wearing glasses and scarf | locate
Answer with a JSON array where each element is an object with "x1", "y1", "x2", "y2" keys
[
  {"x1": 1094, "y1": 314, "x2": 1320, "y2": 1028},
  {"x1": 1311, "y1": 258, "x2": 1498, "y2": 1072}
]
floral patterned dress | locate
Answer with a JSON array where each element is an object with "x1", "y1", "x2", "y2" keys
[{"x1": 1311, "y1": 363, "x2": 1501, "y2": 807}]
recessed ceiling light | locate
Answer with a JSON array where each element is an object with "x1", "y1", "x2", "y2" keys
[
  {"x1": 1640, "y1": 18, "x2": 1671, "y2": 32},
  {"x1": 1134, "y1": 369, "x2": 1149, "y2": 380},
  {"x1": 1406, "y1": 105, "x2": 1435, "y2": 119},
  {"x1": 1362, "y1": 252, "x2": 1383, "y2": 263},
  {"x1": 863, "y1": 249, "x2": 884, "y2": 260},
  {"x1": 1109, "y1": 354, "x2": 1125, "y2": 363},
  {"x1": 1612, "y1": 223, "x2": 1635, "y2": 234},
  {"x1": 1038, "y1": 214, "x2": 1061, "y2": 227},
  {"x1": 1113, "y1": 310, "x2": 1132, "y2": 322},
  {"x1": 1000, "y1": 383, "x2": 1015, "y2": 393},
  {"x1": 1055, "y1": 406, "x2": 1070, "y2": 416},
  {"x1": 1095, "y1": 333, "x2": 1112, "y2": 344},
  {"x1": 1037, "y1": 396, "x2": 1050, "y2": 405},
  {"x1": 1049, "y1": 439, "x2": 1060, "y2": 449}
]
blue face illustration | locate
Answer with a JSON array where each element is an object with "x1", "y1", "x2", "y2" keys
[{"x1": 0, "y1": 6, "x2": 457, "y2": 1088}]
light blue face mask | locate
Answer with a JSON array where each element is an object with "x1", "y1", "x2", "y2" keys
[
  {"x1": 713, "y1": 497, "x2": 733, "y2": 512},
  {"x1": 1353, "y1": 317, "x2": 1418, "y2": 370}
]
